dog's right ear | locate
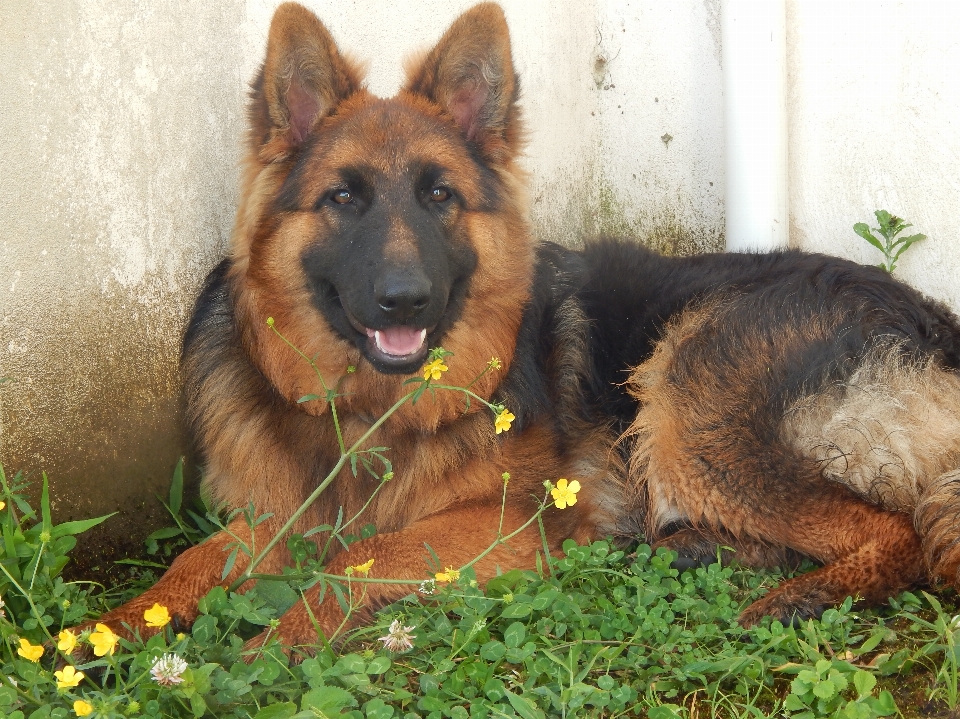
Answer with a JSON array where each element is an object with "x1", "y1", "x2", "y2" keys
[{"x1": 249, "y1": 2, "x2": 363, "y2": 160}]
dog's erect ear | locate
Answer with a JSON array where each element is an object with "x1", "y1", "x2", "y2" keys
[
  {"x1": 250, "y1": 2, "x2": 363, "y2": 157},
  {"x1": 405, "y1": 3, "x2": 520, "y2": 159}
]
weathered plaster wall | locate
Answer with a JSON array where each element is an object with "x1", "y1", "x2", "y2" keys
[
  {"x1": 1, "y1": 1, "x2": 958, "y2": 553},
  {"x1": 592, "y1": 0, "x2": 725, "y2": 254},
  {"x1": 0, "y1": 2, "x2": 249, "y2": 545}
]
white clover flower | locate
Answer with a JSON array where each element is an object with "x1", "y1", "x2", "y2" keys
[
  {"x1": 150, "y1": 653, "x2": 188, "y2": 686},
  {"x1": 419, "y1": 579, "x2": 436, "y2": 596},
  {"x1": 0, "y1": 595, "x2": 5, "y2": 619},
  {"x1": 377, "y1": 619, "x2": 416, "y2": 653}
]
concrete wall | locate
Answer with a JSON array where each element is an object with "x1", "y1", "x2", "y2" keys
[
  {"x1": 592, "y1": 0, "x2": 725, "y2": 253},
  {"x1": 1, "y1": 1, "x2": 958, "y2": 550}
]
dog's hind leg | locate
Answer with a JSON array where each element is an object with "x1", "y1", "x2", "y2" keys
[
  {"x1": 624, "y1": 302, "x2": 932, "y2": 626},
  {"x1": 736, "y1": 486, "x2": 925, "y2": 627},
  {"x1": 787, "y1": 349, "x2": 960, "y2": 593}
]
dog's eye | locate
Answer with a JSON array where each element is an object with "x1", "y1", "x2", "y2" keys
[
  {"x1": 331, "y1": 189, "x2": 353, "y2": 205},
  {"x1": 429, "y1": 187, "x2": 452, "y2": 203}
]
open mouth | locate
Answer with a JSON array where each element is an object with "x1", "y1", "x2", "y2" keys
[
  {"x1": 343, "y1": 308, "x2": 432, "y2": 371},
  {"x1": 368, "y1": 326, "x2": 428, "y2": 359}
]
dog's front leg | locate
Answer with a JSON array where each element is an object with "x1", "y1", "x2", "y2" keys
[
  {"x1": 242, "y1": 502, "x2": 548, "y2": 656},
  {"x1": 74, "y1": 517, "x2": 287, "y2": 641}
]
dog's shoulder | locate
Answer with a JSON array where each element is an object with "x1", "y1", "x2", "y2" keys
[
  {"x1": 493, "y1": 242, "x2": 591, "y2": 435},
  {"x1": 182, "y1": 259, "x2": 238, "y2": 376}
]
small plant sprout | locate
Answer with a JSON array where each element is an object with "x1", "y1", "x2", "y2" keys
[{"x1": 854, "y1": 209, "x2": 926, "y2": 272}]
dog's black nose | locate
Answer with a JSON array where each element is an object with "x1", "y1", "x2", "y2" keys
[{"x1": 375, "y1": 271, "x2": 432, "y2": 320}]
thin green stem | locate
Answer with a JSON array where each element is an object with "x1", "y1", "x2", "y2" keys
[
  {"x1": 462, "y1": 360, "x2": 499, "y2": 391},
  {"x1": 229, "y1": 390, "x2": 417, "y2": 592},
  {"x1": 269, "y1": 322, "x2": 346, "y2": 455},
  {"x1": 328, "y1": 579, "x2": 367, "y2": 643},
  {"x1": 460, "y1": 496, "x2": 553, "y2": 574},
  {"x1": 298, "y1": 587, "x2": 335, "y2": 659},
  {"x1": 537, "y1": 512, "x2": 554, "y2": 576},
  {"x1": 429, "y1": 383, "x2": 499, "y2": 414},
  {"x1": 245, "y1": 571, "x2": 420, "y2": 586},
  {"x1": 318, "y1": 476, "x2": 389, "y2": 564},
  {"x1": 338, "y1": 478, "x2": 388, "y2": 537},
  {"x1": 0, "y1": 561, "x2": 55, "y2": 642},
  {"x1": 497, "y1": 480, "x2": 507, "y2": 539},
  {"x1": 27, "y1": 540, "x2": 47, "y2": 591}
]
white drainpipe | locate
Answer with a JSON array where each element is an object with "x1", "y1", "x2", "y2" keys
[{"x1": 722, "y1": 0, "x2": 789, "y2": 252}]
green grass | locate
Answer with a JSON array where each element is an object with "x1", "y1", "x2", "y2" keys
[{"x1": 0, "y1": 465, "x2": 958, "y2": 718}]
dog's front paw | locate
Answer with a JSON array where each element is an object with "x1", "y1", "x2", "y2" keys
[
  {"x1": 738, "y1": 590, "x2": 827, "y2": 628},
  {"x1": 241, "y1": 621, "x2": 322, "y2": 664}
]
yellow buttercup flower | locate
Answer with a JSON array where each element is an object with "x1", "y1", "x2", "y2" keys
[
  {"x1": 349, "y1": 558, "x2": 375, "y2": 576},
  {"x1": 57, "y1": 629, "x2": 78, "y2": 654},
  {"x1": 0, "y1": 501, "x2": 5, "y2": 510},
  {"x1": 422, "y1": 358, "x2": 448, "y2": 381},
  {"x1": 74, "y1": 700, "x2": 94, "y2": 717},
  {"x1": 435, "y1": 567, "x2": 460, "y2": 583},
  {"x1": 144, "y1": 603, "x2": 172, "y2": 629},
  {"x1": 89, "y1": 623, "x2": 119, "y2": 657},
  {"x1": 494, "y1": 408, "x2": 515, "y2": 434},
  {"x1": 17, "y1": 637, "x2": 43, "y2": 662},
  {"x1": 550, "y1": 478, "x2": 581, "y2": 509},
  {"x1": 55, "y1": 664, "x2": 85, "y2": 689},
  {"x1": 488, "y1": 357, "x2": 502, "y2": 370}
]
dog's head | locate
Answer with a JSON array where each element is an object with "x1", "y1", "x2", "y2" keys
[{"x1": 231, "y1": 2, "x2": 532, "y2": 419}]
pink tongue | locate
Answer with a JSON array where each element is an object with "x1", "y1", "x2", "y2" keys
[{"x1": 371, "y1": 327, "x2": 426, "y2": 357}]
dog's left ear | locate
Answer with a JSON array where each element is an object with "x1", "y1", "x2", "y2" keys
[
  {"x1": 250, "y1": 3, "x2": 364, "y2": 160},
  {"x1": 404, "y1": 3, "x2": 520, "y2": 161}
]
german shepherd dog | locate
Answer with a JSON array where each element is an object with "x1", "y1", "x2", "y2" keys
[{"x1": 90, "y1": 2, "x2": 960, "y2": 647}]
